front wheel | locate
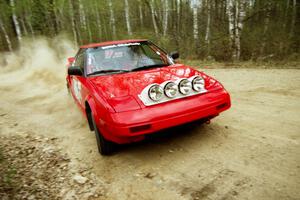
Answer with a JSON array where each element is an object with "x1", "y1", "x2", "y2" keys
[
  {"x1": 91, "y1": 114, "x2": 115, "y2": 155},
  {"x1": 66, "y1": 83, "x2": 70, "y2": 94}
]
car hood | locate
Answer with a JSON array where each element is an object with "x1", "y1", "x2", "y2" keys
[{"x1": 88, "y1": 64, "x2": 204, "y2": 112}]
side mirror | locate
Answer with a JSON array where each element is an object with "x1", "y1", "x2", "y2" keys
[
  {"x1": 68, "y1": 66, "x2": 83, "y2": 76},
  {"x1": 169, "y1": 51, "x2": 179, "y2": 60}
]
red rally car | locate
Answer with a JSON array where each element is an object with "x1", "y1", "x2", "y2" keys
[{"x1": 66, "y1": 39, "x2": 231, "y2": 155}]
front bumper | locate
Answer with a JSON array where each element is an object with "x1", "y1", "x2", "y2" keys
[{"x1": 100, "y1": 89, "x2": 231, "y2": 144}]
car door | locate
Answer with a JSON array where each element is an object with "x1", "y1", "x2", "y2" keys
[{"x1": 70, "y1": 50, "x2": 85, "y2": 109}]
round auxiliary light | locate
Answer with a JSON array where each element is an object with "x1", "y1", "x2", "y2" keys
[
  {"x1": 148, "y1": 84, "x2": 164, "y2": 101},
  {"x1": 192, "y1": 76, "x2": 205, "y2": 91},
  {"x1": 178, "y1": 79, "x2": 192, "y2": 95},
  {"x1": 164, "y1": 82, "x2": 178, "y2": 98}
]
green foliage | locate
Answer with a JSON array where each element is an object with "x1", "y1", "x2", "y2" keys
[{"x1": 0, "y1": 0, "x2": 299, "y2": 61}]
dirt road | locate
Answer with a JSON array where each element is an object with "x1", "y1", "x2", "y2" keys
[{"x1": 0, "y1": 41, "x2": 299, "y2": 199}]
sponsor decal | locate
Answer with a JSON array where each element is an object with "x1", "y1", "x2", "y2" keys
[
  {"x1": 72, "y1": 78, "x2": 82, "y2": 102},
  {"x1": 101, "y1": 43, "x2": 140, "y2": 49}
]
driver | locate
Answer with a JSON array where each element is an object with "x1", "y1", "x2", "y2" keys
[
  {"x1": 86, "y1": 53, "x2": 97, "y2": 74},
  {"x1": 129, "y1": 45, "x2": 154, "y2": 69},
  {"x1": 86, "y1": 51, "x2": 106, "y2": 74}
]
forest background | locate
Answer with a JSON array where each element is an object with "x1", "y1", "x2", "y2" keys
[{"x1": 0, "y1": 0, "x2": 299, "y2": 63}]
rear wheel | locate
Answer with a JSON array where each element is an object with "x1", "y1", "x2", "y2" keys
[{"x1": 91, "y1": 114, "x2": 115, "y2": 155}]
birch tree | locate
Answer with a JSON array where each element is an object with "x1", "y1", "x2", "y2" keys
[
  {"x1": 9, "y1": 0, "x2": 22, "y2": 42},
  {"x1": 235, "y1": 0, "x2": 246, "y2": 60},
  {"x1": 78, "y1": 0, "x2": 92, "y2": 42},
  {"x1": 94, "y1": 3, "x2": 102, "y2": 39},
  {"x1": 108, "y1": 0, "x2": 116, "y2": 39},
  {"x1": 22, "y1": 0, "x2": 35, "y2": 39},
  {"x1": 260, "y1": 2, "x2": 271, "y2": 56},
  {"x1": 68, "y1": 0, "x2": 78, "y2": 45},
  {"x1": 78, "y1": 0, "x2": 87, "y2": 31},
  {"x1": 191, "y1": 0, "x2": 199, "y2": 41},
  {"x1": 176, "y1": 0, "x2": 181, "y2": 33},
  {"x1": 290, "y1": 0, "x2": 297, "y2": 38},
  {"x1": 163, "y1": 0, "x2": 169, "y2": 36},
  {"x1": 52, "y1": 0, "x2": 61, "y2": 32},
  {"x1": 139, "y1": 1, "x2": 144, "y2": 26},
  {"x1": 205, "y1": 0, "x2": 211, "y2": 55},
  {"x1": 0, "y1": 17, "x2": 12, "y2": 51},
  {"x1": 0, "y1": 0, "x2": 298, "y2": 60},
  {"x1": 26, "y1": 14, "x2": 35, "y2": 39},
  {"x1": 149, "y1": 0, "x2": 159, "y2": 36},
  {"x1": 124, "y1": 0, "x2": 132, "y2": 36},
  {"x1": 20, "y1": 18, "x2": 28, "y2": 36},
  {"x1": 226, "y1": 0, "x2": 235, "y2": 59},
  {"x1": 283, "y1": 0, "x2": 290, "y2": 30}
]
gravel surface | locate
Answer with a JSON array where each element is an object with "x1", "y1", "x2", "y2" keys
[
  {"x1": 0, "y1": 49, "x2": 299, "y2": 200},
  {"x1": 0, "y1": 135, "x2": 107, "y2": 200}
]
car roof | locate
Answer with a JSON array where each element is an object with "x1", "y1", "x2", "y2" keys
[{"x1": 80, "y1": 39, "x2": 148, "y2": 49}]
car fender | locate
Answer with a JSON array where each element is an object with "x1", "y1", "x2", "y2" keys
[
  {"x1": 85, "y1": 95, "x2": 118, "y2": 141},
  {"x1": 85, "y1": 94, "x2": 114, "y2": 126}
]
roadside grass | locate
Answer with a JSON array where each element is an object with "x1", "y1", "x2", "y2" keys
[{"x1": 181, "y1": 60, "x2": 300, "y2": 69}]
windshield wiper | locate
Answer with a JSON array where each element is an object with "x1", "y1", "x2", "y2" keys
[
  {"x1": 87, "y1": 69, "x2": 129, "y2": 76},
  {"x1": 131, "y1": 63, "x2": 169, "y2": 71}
]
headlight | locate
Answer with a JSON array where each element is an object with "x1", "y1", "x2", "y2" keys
[
  {"x1": 164, "y1": 82, "x2": 177, "y2": 98},
  {"x1": 192, "y1": 76, "x2": 205, "y2": 91},
  {"x1": 148, "y1": 85, "x2": 164, "y2": 101},
  {"x1": 178, "y1": 79, "x2": 192, "y2": 95}
]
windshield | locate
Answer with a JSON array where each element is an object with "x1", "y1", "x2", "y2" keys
[{"x1": 85, "y1": 41, "x2": 174, "y2": 75}]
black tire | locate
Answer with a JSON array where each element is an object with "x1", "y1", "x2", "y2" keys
[
  {"x1": 86, "y1": 111, "x2": 95, "y2": 131},
  {"x1": 67, "y1": 83, "x2": 70, "y2": 94},
  {"x1": 91, "y1": 114, "x2": 115, "y2": 155}
]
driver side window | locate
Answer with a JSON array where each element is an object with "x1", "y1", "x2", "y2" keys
[{"x1": 74, "y1": 53, "x2": 85, "y2": 72}]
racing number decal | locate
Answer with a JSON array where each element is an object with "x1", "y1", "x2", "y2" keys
[{"x1": 72, "y1": 78, "x2": 82, "y2": 102}]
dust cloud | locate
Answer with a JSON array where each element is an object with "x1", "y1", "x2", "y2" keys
[
  {"x1": 0, "y1": 35, "x2": 83, "y2": 140},
  {"x1": 0, "y1": 35, "x2": 76, "y2": 83}
]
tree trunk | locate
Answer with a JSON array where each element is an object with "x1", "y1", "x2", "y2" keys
[
  {"x1": 0, "y1": 17, "x2": 13, "y2": 51},
  {"x1": 78, "y1": 0, "x2": 91, "y2": 42},
  {"x1": 24, "y1": 2, "x2": 34, "y2": 39},
  {"x1": 290, "y1": 0, "x2": 297, "y2": 38},
  {"x1": 124, "y1": 0, "x2": 132, "y2": 36},
  {"x1": 279, "y1": 0, "x2": 290, "y2": 54},
  {"x1": 260, "y1": 2, "x2": 271, "y2": 56},
  {"x1": 9, "y1": 0, "x2": 22, "y2": 42},
  {"x1": 25, "y1": 15, "x2": 35, "y2": 39},
  {"x1": 163, "y1": 0, "x2": 168, "y2": 36},
  {"x1": 205, "y1": 0, "x2": 211, "y2": 55},
  {"x1": 139, "y1": 1, "x2": 144, "y2": 27},
  {"x1": 283, "y1": 0, "x2": 290, "y2": 30},
  {"x1": 176, "y1": 0, "x2": 181, "y2": 33},
  {"x1": 95, "y1": 3, "x2": 102, "y2": 39},
  {"x1": 68, "y1": 0, "x2": 78, "y2": 46},
  {"x1": 233, "y1": 0, "x2": 239, "y2": 60},
  {"x1": 108, "y1": 0, "x2": 116, "y2": 39},
  {"x1": 78, "y1": 0, "x2": 87, "y2": 30},
  {"x1": 20, "y1": 18, "x2": 28, "y2": 36},
  {"x1": 226, "y1": 0, "x2": 235, "y2": 60},
  {"x1": 53, "y1": 0, "x2": 61, "y2": 32},
  {"x1": 86, "y1": 21, "x2": 92, "y2": 43},
  {"x1": 192, "y1": 6, "x2": 198, "y2": 41},
  {"x1": 150, "y1": 0, "x2": 159, "y2": 36},
  {"x1": 235, "y1": 0, "x2": 246, "y2": 60}
]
